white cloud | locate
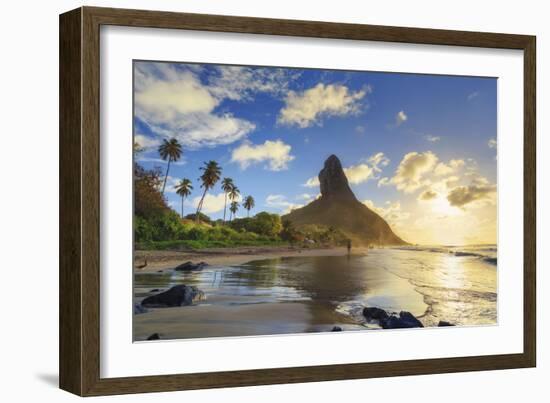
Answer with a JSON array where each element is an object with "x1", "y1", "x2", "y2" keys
[
  {"x1": 384, "y1": 152, "x2": 470, "y2": 194},
  {"x1": 434, "y1": 159, "x2": 465, "y2": 176},
  {"x1": 363, "y1": 200, "x2": 410, "y2": 224},
  {"x1": 207, "y1": 65, "x2": 297, "y2": 101},
  {"x1": 134, "y1": 133, "x2": 161, "y2": 150},
  {"x1": 343, "y1": 164, "x2": 375, "y2": 185},
  {"x1": 447, "y1": 180, "x2": 496, "y2": 209},
  {"x1": 467, "y1": 91, "x2": 480, "y2": 101},
  {"x1": 395, "y1": 110, "x2": 408, "y2": 126},
  {"x1": 161, "y1": 176, "x2": 180, "y2": 194},
  {"x1": 377, "y1": 177, "x2": 391, "y2": 187},
  {"x1": 388, "y1": 151, "x2": 438, "y2": 193},
  {"x1": 367, "y1": 152, "x2": 390, "y2": 173},
  {"x1": 488, "y1": 138, "x2": 497, "y2": 149},
  {"x1": 278, "y1": 83, "x2": 367, "y2": 128},
  {"x1": 417, "y1": 189, "x2": 438, "y2": 201},
  {"x1": 134, "y1": 62, "x2": 255, "y2": 149},
  {"x1": 136, "y1": 70, "x2": 217, "y2": 117},
  {"x1": 444, "y1": 175, "x2": 460, "y2": 189},
  {"x1": 136, "y1": 156, "x2": 186, "y2": 166},
  {"x1": 296, "y1": 193, "x2": 318, "y2": 202},
  {"x1": 424, "y1": 135, "x2": 441, "y2": 142},
  {"x1": 303, "y1": 177, "x2": 320, "y2": 188},
  {"x1": 231, "y1": 140, "x2": 295, "y2": 171},
  {"x1": 265, "y1": 194, "x2": 303, "y2": 214},
  {"x1": 191, "y1": 192, "x2": 241, "y2": 214}
]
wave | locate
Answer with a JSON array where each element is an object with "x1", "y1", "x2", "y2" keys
[{"x1": 393, "y1": 244, "x2": 497, "y2": 265}]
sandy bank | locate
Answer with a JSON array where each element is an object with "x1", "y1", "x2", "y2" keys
[{"x1": 134, "y1": 246, "x2": 369, "y2": 273}]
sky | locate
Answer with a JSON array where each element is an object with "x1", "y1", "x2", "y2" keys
[{"x1": 133, "y1": 60, "x2": 498, "y2": 246}]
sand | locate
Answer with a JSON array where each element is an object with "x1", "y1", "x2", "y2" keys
[
  {"x1": 134, "y1": 295, "x2": 366, "y2": 341},
  {"x1": 134, "y1": 246, "x2": 369, "y2": 273}
]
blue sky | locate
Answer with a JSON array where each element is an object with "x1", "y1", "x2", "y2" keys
[{"x1": 134, "y1": 61, "x2": 497, "y2": 245}]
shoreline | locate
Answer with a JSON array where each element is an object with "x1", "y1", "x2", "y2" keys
[
  {"x1": 134, "y1": 246, "x2": 370, "y2": 273},
  {"x1": 132, "y1": 247, "x2": 496, "y2": 339}
]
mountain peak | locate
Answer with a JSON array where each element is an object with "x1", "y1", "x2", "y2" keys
[
  {"x1": 319, "y1": 155, "x2": 355, "y2": 199},
  {"x1": 284, "y1": 154, "x2": 407, "y2": 246}
]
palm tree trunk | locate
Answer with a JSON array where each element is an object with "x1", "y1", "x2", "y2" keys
[
  {"x1": 223, "y1": 193, "x2": 228, "y2": 224},
  {"x1": 196, "y1": 188, "x2": 208, "y2": 222},
  {"x1": 161, "y1": 157, "x2": 172, "y2": 195},
  {"x1": 247, "y1": 209, "x2": 250, "y2": 217},
  {"x1": 181, "y1": 196, "x2": 184, "y2": 218}
]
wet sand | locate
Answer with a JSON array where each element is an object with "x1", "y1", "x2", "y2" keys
[
  {"x1": 134, "y1": 246, "x2": 368, "y2": 273},
  {"x1": 133, "y1": 247, "x2": 497, "y2": 341},
  {"x1": 134, "y1": 295, "x2": 364, "y2": 341}
]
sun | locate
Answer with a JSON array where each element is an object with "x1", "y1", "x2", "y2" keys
[{"x1": 429, "y1": 195, "x2": 462, "y2": 217}]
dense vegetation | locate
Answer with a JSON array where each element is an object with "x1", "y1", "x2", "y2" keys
[{"x1": 134, "y1": 138, "x2": 350, "y2": 250}]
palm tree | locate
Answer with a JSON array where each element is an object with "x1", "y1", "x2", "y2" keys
[
  {"x1": 243, "y1": 195, "x2": 255, "y2": 217},
  {"x1": 158, "y1": 138, "x2": 183, "y2": 195},
  {"x1": 175, "y1": 178, "x2": 193, "y2": 218},
  {"x1": 227, "y1": 185, "x2": 240, "y2": 221},
  {"x1": 195, "y1": 161, "x2": 222, "y2": 222},
  {"x1": 221, "y1": 178, "x2": 234, "y2": 224},
  {"x1": 229, "y1": 201, "x2": 239, "y2": 221}
]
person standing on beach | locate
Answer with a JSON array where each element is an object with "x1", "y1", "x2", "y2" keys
[{"x1": 347, "y1": 239, "x2": 352, "y2": 255}]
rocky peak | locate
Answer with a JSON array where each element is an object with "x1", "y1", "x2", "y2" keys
[{"x1": 319, "y1": 155, "x2": 355, "y2": 200}]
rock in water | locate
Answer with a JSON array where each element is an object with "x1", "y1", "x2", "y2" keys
[
  {"x1": 141, "y1": 285, "x2": 205, "y2": 307},
  {"x1": 146, "y1": 333, "x2": 160, "y2": 340},
  {"x1": 363, "y1": 307, "x2": 390, "y2": 322},
  {"x1": 381, "y1": 311, "x2": 424, "y2": 329},
  {"x1": 174, "y1": 261, "x2": 208, "y2": 271},
  {"x1": 284, "y1": 155, "x2": 406, "y2": 246},
  {"x1": 331, "y1": 326, "x2": 343, "y2": 332},
  {"x1": 438, "y1": 321, "x2": 455, "y2": 327}
]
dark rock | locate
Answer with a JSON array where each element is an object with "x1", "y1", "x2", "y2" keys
[
  {"x1": 363, "y1": 307, "x2": 389, "y2": 322},
  {"x1": 380, "y1": 311, "x2": 424, "y2": 329},
  {"x1": 454, "y1": 251, "x2": 478, "y2": 257},
  {"x1": 331, "y1": 326, "x2": 343, "y2": 332},
  {"x1": 150, "y1": 289, "x2": 160, "y2": 293},
  {"x1": 382, "y1": 316, "x2": 405, "y2": 329},
  {"x1": 141, "y1": 285, "x2": 205, "y2": 307},
  {"x1": 174, "y1": 261, "x2": 209, "y2": 271},
  {"x1": 157, "y1": 270, "x2": 163, "y2": 273},
  {"x1": 438, "y1": 321, "x2": 455, "y2": 327},
  {"x1": 319, "y1": 155, "x2": 355, "y2": 200},
  {"x1": 146, "y1": 333, "x2": 160, "y2": 340},
  {"x1": 399, "y1": 311, "x2": 424, "y2": 326},
  {"x1": 133, "y1": 303, "x2": 148, "y2": 315}
]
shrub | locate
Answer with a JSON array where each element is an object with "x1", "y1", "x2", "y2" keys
[
  {"x1": 184, "y1": 212, "x2": 212, "y2": 224},
  {"x1": 186, "y1": 226, "x2": 209, "y2": 240},
  {"x1": 249, "y1": 212, "x2": 282, "y2": 237},
  {"x1": 228, "y1": 212, "x2": 282, "y2": 237}
]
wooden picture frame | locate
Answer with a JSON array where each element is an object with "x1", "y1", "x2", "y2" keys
[{"x1": 59, "y1": 6, "x2": 536, "y2": 396}]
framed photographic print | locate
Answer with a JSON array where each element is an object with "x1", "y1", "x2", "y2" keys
[{"x1": 59, "y1": 6, "x2": 536, "y2": 396}]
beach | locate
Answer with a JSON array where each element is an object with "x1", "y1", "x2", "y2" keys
[{"x1": 133, "y1": 245, "x2": 497, "y2": 341}]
